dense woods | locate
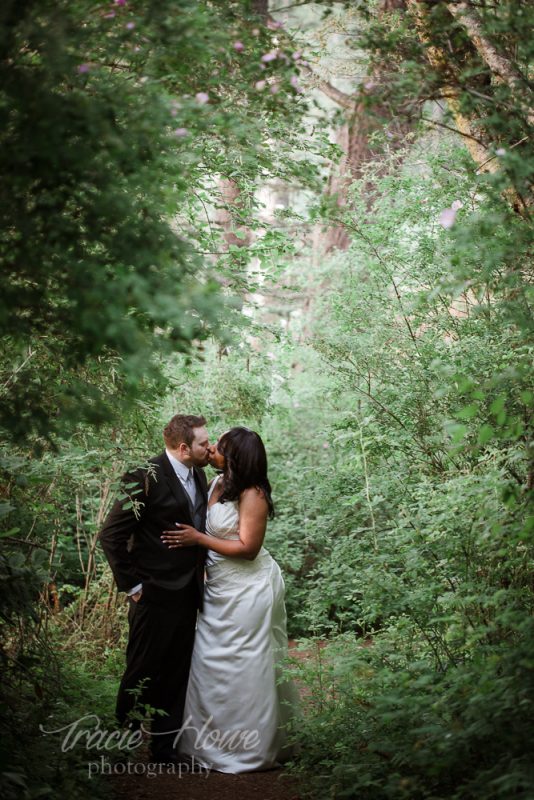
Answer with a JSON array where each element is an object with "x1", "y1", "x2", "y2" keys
[{"x1": 1, "y1": 1, "x2": 532, "y2": 798}]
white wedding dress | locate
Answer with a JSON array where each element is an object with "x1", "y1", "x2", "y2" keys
[{"x1": 179, "y1": 476, "x2": 299, "y2": 773}]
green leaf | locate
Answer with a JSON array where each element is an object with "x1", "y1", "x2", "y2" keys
[
  {"x1": 456, "y1": 404, "x2": 479, "y2": 420},
  {"x1": 490, "y1": 395, "x2": 506, "y2": 415},
  {"x1": 477, "y1": 424, "x2": 494, "y2": 445},
  {"x1": 0, "y1": 527, "x2": 20, "y2": 538},
  {"x1": 0, "y1": 502, "x2": 14, "y2": 519}
]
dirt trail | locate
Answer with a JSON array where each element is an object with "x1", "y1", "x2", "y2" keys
[{"x1": 111, "y1": 762, "x2": 301, "y2": 800}]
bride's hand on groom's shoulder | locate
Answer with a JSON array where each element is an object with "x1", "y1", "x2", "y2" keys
[{"x1": 160, "y1": 524, "x2": 200, "y2": 549}]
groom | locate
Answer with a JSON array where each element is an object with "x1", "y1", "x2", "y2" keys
[{"x1": 99, "y1": 414, "x2": 210, "y2": 763}]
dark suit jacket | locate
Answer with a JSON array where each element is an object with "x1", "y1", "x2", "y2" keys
[{"x1": 99, "y1": 452, "x2": 207, "y2": 610}]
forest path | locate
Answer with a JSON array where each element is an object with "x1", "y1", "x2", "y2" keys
[
  {"x1": 108, "y1": 641, "x2": 313, "y2": 800},
  {"x1": 111, "y1": 764, "x2": 301, "y2": 800}
]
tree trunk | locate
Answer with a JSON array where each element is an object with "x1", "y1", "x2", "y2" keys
[
  {"x1": 321, "y1": 107, "x2": 378, "y2": 253},
  {"x1": 315, "y1": 0, "x2": 411, "y2": 254},
  {"x1": 251, "y1": 0, "x2": 269, "y2": 17},
  {"x1": 215, "y1": 177, "x2": 253, "y2": 248},
  {"x1": 407, "y1": 0, "x2": 498, "y2": 172}
]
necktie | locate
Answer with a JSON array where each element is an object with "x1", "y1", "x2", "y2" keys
[{"x1": 184, "y1": 469, "x2": 196, "y2": 505}]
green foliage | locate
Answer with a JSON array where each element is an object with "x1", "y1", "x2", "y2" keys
[
  {"x1": 356, "y1": 0, "x2": 534, "y2": 196},
  {"x1": 292, "y1": 619, "x2": 534, "y2": 799},
  {"x1": 0, "y1": 616, "x2": 123, "y2": 800},
  {"x1": 0, "y1": 0, "x2": 311, "y2": 445},
  {"x1": 274, "y1": 132, "x2": 533, "y2": 797}
]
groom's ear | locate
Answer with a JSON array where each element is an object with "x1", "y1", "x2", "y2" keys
[{"x1": 177, "y1": 440, "x2": 191, "y2": 457}]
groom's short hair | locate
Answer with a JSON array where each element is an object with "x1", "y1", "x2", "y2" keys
[{"x1": 163, "y1": 414, "x2": 207, "y2": 448}]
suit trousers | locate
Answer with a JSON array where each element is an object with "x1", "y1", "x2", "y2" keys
[{"x1": 115, "y1": 580, "x2": 199, "y2": 758}]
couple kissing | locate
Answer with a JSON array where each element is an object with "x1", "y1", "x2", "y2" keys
[{"x1": 99, "y1": 414, "x2": 298, "y2": 772}]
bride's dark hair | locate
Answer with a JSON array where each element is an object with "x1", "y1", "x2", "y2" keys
[{"x1": 218, "y1": 427, "x2": 275, "y2": 519}]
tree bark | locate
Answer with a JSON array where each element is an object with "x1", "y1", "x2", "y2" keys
[{"x1": 251, "y1": 0, "x2": 269, "y2": 17}]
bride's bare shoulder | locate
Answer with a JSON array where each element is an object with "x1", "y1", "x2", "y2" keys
[{"x1": 240, "y1": 486, "x2": 268, "y2": 507}]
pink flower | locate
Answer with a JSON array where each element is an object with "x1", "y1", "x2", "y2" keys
[
  {"x1": 267, "y1": 19, "x2": 283, "y2": 30},
  {"x1": 292, "y1": 51, "x2": 302, "y2": 60},
  {"x1": 255, "y1": 80, "x2": 266, "y2": 90},
  {"x1": 439, "y1": 207, "x2": 458, "y2": 229},
  {"x1": 78, "y1": 63, "x2": 90, "y2": 73},
  {"x1": 290, "y1": 75, "x2": 303, "y2": 93},
  {"x1": 125, "y1": 21, "x2": 135, "y2": 29},
  {"x1": 233, "y1": 41, "x2": 244, "y2": 52},
  {"x1": 451, "y1": 199, "x2": 463, "y2": 211},
  {"x1": 195, "y1": 92, "x2": 209, "y2": 104},
  {"x1": 270, "y1": 83, "x2": 279, "y2": 94},
  {"x1": 174, "y1": 128, "x2": 189, "y2": 137},
  {"x1": 115, "y1": 0, "x2": 127, "y2": 6},
  {"x1": 261, "y1": 51, "x2": 277, "y2": 63}
]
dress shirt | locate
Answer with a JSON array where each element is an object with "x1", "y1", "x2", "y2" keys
[{"x1": 165, "y1": 449, "x2": 197, "y2": 506}]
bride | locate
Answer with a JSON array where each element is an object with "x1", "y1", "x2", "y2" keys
[{"x1": 161, "y1": 426, "x2": 298, "y2": 773}]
